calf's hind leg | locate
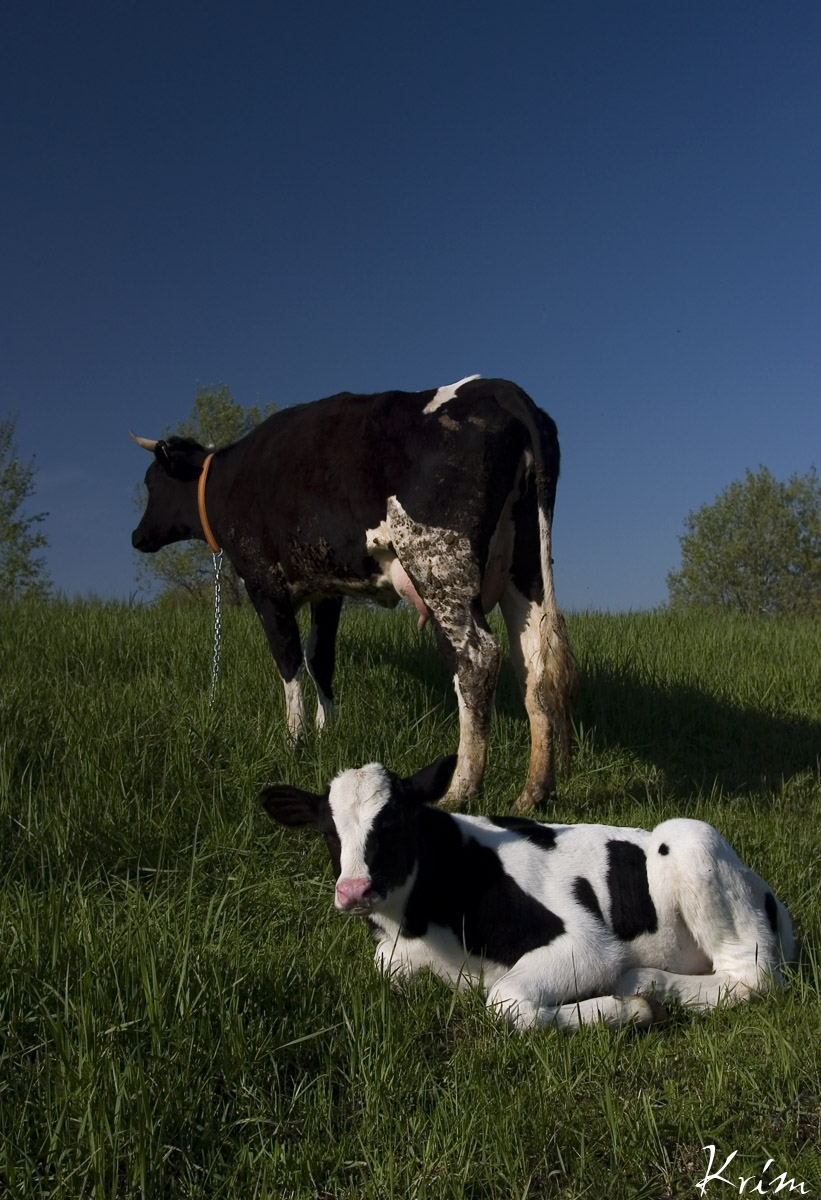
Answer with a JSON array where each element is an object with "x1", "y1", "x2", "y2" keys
[{"x1": 619, "y1": 818, "x2": 795, "y2": 1010}]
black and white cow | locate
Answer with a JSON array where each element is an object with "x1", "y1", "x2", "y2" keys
[
  {"x1": 132, "y1": 375, "x2": 576, "y2": 811},
  {"x1": 260, "y1": 757, "x2": 795, "y2": 1030}
]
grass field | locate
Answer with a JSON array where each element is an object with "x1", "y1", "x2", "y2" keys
[{"x1": 0, "y1": 598, "x2": 819, "y2": 1199}]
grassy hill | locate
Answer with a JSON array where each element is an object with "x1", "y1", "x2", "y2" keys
[{"x1": 1, "y1": 599, "x2": 819, "y2": 1198}]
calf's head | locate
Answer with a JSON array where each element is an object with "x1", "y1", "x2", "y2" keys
[
  {"x1": 260, "y1": 756, "x2": 456, "y2": 915},
  {"x1": 131, "y1": 433, "x2": 211, "y2": 552}
]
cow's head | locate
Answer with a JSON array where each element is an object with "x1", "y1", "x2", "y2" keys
[
  {"x1": 260, "y1": 756, "x2": 457, "y2": 915},
  {"x1": 131, "y1": 433, "x2": 210, "y2": 552}
]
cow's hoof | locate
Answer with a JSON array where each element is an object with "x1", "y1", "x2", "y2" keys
[
  {"x1": 438, "y1": 789, "x2": 471, "y2": 812},
  {"x1": 512, "y1": 787, "x2": 556, "y2": 815},
  {"x1": 512, "y1": 794, "x2": 535, "y2": 815},
  {"x1": 314, "y1": 701, "x2": 335, "y2": 732}
]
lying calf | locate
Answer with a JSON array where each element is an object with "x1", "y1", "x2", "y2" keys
[{"x1": 261, "y1": 756, "x2": 795, "y2": 1030}]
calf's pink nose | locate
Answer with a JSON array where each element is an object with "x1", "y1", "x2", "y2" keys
[{"x1": 335, "y1": 877, "x2": 373, "y2": 909}]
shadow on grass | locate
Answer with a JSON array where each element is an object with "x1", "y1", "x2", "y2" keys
[
  {"x1": 354, "y1": 632, "x2": 821, "y2": 800},
  {"x1": 574, "y1": 666, "x2": 821, "y2": 799}
]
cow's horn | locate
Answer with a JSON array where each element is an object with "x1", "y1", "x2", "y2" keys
[{"x1": 130, "y1": 432, "x2": 158, "y2": 452}]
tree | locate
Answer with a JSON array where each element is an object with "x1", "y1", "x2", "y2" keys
[
  {"x1": 134, "y1": 385, "x2": 276, "y2": 604},
  {"x1": 667, "y1": 466, "x2": 821, "y2": 616},
  {"x1": 0, "y1": 413, "x2": 51, "y2": 601}
]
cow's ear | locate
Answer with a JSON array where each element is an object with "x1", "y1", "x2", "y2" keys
[
  {"x1": 154, "y1": 438, "x2": 206, "y2": 482},
  {"x1": 260, "y1": 785, "x2": 324, "y2": 827},
  {"x1": 399, "y1": 755, "x2": 458, "y2": 806}
]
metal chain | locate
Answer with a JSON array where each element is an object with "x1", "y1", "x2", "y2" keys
[{"x1": 209, "y1": 550, "x2": 224, "y2": 707}]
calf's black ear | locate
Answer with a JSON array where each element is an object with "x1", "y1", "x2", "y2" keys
[
  {"x1": 399, "y1": 755, "x2": 458, "y2": 806},
  {"x1": 260, "y1": 785, "x2": 324, "y2": 828}
]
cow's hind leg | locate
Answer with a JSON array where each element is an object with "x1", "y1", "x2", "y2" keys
[
  {"x1": 305, "y1": 598, "x2": 342, "y2": 730},
  {"x1": 435, "y1": 605, "x2": 500, "y2": 808},
  {"x1": 501, "y1": 470, "x2": 576, "y2": 811},
  {"x1": 387, "y1": 498, "x2": 500, "y2": 809},
  {"x1": 499, "y1": 583, "x2": 557, "y2": 812}
]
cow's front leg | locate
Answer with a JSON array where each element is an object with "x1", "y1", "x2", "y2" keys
[
  {"x1": 305, "y1": 597, "x2": 342, "y2": 730},
  {"x1": 246, "y1": 587, "x2": 306, "y2": 740}
]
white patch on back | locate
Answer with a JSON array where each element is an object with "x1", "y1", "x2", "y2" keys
[
  {"x1": 328, "y1": 763, "x2": 392, "y2": 881},
  {"x1": 423, "y1": 373, "x2": 481, "y2": 414}
]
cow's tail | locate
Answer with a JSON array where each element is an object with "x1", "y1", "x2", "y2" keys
[{"x1": 499, "y1": 383, "x2": 577, "y2": 767}]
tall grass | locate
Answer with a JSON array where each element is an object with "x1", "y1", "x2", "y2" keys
[{"x1": 0, "y1": 598, "x2": 819, "y2": 1198}]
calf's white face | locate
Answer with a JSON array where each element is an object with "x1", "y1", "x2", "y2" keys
[
  {"x1": 260, "y1": 756, "x2": 457, "y2": 915},
  {"x1": 329, "y1": 764, "x2": 394, "y2": 912}
]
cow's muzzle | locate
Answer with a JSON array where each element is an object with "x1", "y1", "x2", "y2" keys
[
  {"x1": 131, "y1": 523, "x2": 162, "y2": 553},
  {"x1": 335, "y1": 877, "x2": 381, "y2": 914}
]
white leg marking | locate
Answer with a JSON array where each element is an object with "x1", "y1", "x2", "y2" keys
[
  {"x1": 422, "y1": 373, "x2": 481, "y2": 414},
  {"x1": 500, "y1": 586, "x2": 544, "y2": 692},
  {"x1": 314, "y1": 692, "x2": 335, "y2": 731},
  {"x1": 446, "y1": 675, "x2": 486, "y2": 801},
  {"x1": 304, "y1": 621, "x2": 335, "y2": 732},
  {"x1": 500, "y1": 584, "x2": 555, "y2": 809},
  {"x1": 283, "y1": 671, "x2": 306, "y2": 741}
]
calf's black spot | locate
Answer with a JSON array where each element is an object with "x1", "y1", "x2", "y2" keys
[
  {"x1": 489, "y1": 815, "x2": 557, "y2": 851},
  {"x1": 400, "y1": 809, "x2": 565, "y2": 966},
  {"x1": 764, "y1": 891, "x2": 778, "y2": 935},
  {"x1": 362, "y1": 796, "x2": 420, "y2": 897},
  {"x1": 606, "y1": 840, "x2": 658, "y2": 940},
  {"x1": 573, "y1": 876, "x2": 604, "y2": 924}
]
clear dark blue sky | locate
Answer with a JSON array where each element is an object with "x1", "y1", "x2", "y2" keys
[{"x1": 3, "y1": 1, "x2": 818, "y2": 610}]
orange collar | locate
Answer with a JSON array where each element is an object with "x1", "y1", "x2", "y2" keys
[{"x1": 197, "y1": 453, "x2": 221, "y2": 553}]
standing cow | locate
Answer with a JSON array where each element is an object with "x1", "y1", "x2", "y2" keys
[
  {"x1": 131, "y1": 375, "x2": 576, "y2": 811},
  {"x1": 261, "y1": 757, "x2": 796, "y2": 1030}
]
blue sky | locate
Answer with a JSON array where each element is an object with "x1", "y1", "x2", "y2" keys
[{"x1": 3, "y1": 1, "x2": 819, "y2": 610}]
